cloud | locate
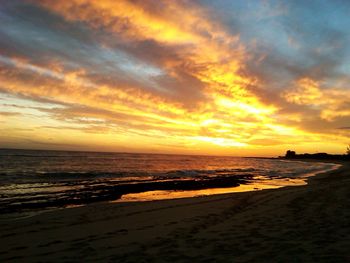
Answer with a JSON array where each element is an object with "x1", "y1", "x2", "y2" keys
[
  {"x1": 0, "y1": 111, "x2": 21, "y2": 116},
  {"x1": 0, "y1": 0, "x2": 349, "y2": 154},
  {"x1": 283, "y1": 78, "x2": 350, "y2": 121}
]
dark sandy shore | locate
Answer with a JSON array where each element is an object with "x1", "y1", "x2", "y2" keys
[{"x1": 0, "y1": 162, "x2": 349, "y2": 262}]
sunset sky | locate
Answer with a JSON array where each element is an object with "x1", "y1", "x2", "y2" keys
[{"x1": 0, "y1": 0, "x2": 349, "y2": 156}]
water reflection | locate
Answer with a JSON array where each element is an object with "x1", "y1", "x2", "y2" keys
[{"x1": 115, "y1": 178, "x2": 307, "y2": 202}]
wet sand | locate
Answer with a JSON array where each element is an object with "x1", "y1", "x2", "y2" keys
[{"x1": 0, "y1": 162, "x2": 349, "y2": 262}]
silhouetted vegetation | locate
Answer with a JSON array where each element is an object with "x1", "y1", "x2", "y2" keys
[
  {"x1": 285, "y1": 150, "x2": 296, "y2": 158},
  {"x1": 282, "y1": 149, "x2": 350, "y2": 161}
]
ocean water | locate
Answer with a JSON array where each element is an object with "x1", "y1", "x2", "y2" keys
[{"x1": 0, "y1": 149, "x2": 337, "y2": 216}]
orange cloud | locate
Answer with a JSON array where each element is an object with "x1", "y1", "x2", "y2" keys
[
  {"x1": 284, "y1": 77, "x2": 350, "y2": 121},
  {"x1": 1, "y1": 1, "x2": 349, "y2": 155}
]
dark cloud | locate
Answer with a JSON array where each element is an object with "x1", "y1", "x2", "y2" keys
[{"x1": 0, "y1": 1, "x2": 96, "y2": 68}]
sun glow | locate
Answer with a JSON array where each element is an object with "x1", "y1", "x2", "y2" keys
[{"x1": 1, "y1": 1, "x2": 349, "y2": 156}]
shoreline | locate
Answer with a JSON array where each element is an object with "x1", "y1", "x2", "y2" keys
[
  {"x1": 116, "y1": 159, "x2": 339, "y2": 203},
  {"x1": 1, "y1": 161, "x2": 349, "y2": 261}
]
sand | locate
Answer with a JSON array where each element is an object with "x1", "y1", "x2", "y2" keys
[{"x1": 0, "y1": 162, "x2": 349, "y2": 262}]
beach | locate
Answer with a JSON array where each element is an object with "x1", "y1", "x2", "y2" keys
[{"x1": 1, "y1": 161, "x2": 349, "y2": 262}]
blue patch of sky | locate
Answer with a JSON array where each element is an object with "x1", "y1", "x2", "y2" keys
[
  {"x1": 204, "y1": 0, "x2": 350, "y2": 82},
  {"x1": 283, "y1": 0, "x2": 350, "y2": 84},
  {"x1": 203, "y1": 1, "x2": 296, "y2": 55}
]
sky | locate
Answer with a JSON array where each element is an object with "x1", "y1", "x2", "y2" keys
[{"x1": 0, "y1": 0, "x2": 349, "y2": 156}]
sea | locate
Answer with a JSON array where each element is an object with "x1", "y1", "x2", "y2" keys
[{"x1": 0, "y1": 149, "x2": 339, "y2": 218}]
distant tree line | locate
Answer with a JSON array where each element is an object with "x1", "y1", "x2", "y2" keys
[{"x1": 282, "y1": 146, "x2": 350, "y2": 161}]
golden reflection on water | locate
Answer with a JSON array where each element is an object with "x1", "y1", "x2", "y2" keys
[{"x1": 113, "y1": 178, "x2": 307, "y2": 202}]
